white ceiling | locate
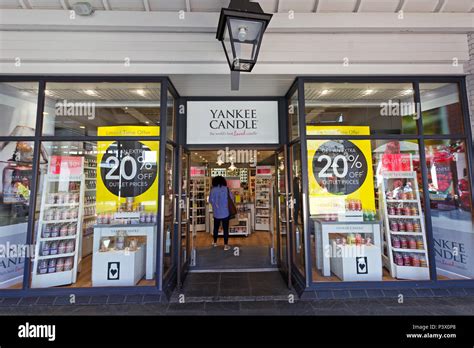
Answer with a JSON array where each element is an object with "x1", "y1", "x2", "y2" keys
[{"x1": 0, "y1": 0, "x2": 472, "y2": 13}]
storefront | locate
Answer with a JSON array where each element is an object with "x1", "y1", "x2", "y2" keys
[{"x1": 0, "y1": 75, "x2": 472, "y2": 299}]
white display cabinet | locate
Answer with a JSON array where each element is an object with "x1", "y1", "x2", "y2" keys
[
  {"x1": 379, "y1": 171, "x2": 430, "y2": 280},
  {"x1": 31, "y1": 166, "x2": 85, "y2": 288}
]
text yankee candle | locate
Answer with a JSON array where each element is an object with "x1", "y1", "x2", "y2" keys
[{"x1": 209, "y1": 109, "x2": 258, "y2": 130}]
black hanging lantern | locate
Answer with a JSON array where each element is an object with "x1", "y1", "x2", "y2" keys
[{"x1": 216, "y1": 0, "x2": 273, "y2": 73}]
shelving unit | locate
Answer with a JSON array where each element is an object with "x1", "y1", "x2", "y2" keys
[
  {"x1": 379, "y1": 171, "x2": 430, "y2": 280},
  {"x1": 190, "y1": 176, "x2": 209, "y2": 232},
  {"x1": 82, "y1": 143, "x2": 97, "y2": 257},
  {"x1": 255, "y1": 175, "x2": 273, "y2": 231},
  {"x1": 31, "y1": 159, "x2": 85, "y2": 288}
]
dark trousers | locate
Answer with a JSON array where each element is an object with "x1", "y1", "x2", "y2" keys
[{"x1": 213, "y1": 216, "x2": 230, "y2": 244}]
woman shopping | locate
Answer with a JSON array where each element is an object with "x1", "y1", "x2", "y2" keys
[{"x1": 209, "y1": 176, "x2": 235, "y2": 251}]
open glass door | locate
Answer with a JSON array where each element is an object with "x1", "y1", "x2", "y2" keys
[
  {"x1": 276, "y1": 146, "x2": 291, "y2": 287},
  {"x1": 177, "y1": 146, "x2": 190, "y2": 288}
]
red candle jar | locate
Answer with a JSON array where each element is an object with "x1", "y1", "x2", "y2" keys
[
  {"x1": 398, "y1": 221, "x2": 406, "y2": 232},
  {"x1": 409, "y1": 238, "x2": 417, "y2": 249},
  {"x1": 406, "y1": 221, "x2": 414, "y2": 232},
  {"x1": 395, "y1": 253, "x2": 404, "y2": 266},
  {"x1": 403, "y1": 254, "x2": 412, "y2": 266},
  {"x1": 400, "y1": 237, "x2": 408, "y2": 249},
  {"x1": 392, "y1": 236, "x2": 401, "y2": 249},
  {"x1": 390, "y1": 220, "x2": 398, "y2": 232},
  {"x1": 404, "y1": 207, "x2": 412, "y2": 216}
]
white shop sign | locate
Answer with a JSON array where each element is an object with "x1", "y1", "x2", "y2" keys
[{"x1": 186, "y1": 101, "x2": 279, "y2": 144}]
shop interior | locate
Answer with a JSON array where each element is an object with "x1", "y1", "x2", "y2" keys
[{"x1": 187, "y1": 149, "x2": 279, "y2": 271}]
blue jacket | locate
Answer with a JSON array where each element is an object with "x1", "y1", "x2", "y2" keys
[{"x1": 209, "y1": 186, "x2": 234, "y2": 219}]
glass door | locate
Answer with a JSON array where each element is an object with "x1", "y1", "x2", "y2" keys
[
  {"x1": 276, "y1": 146, "x2": 291, "y2": 287},
  {"x1": 177, "y1": 146, "x2": 190, "y2": 287},
  {"x1": 289, "y1": 143, "x2": 306, "y2": 280}
]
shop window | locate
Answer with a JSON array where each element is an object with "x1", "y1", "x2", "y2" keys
[
  {"x1": 424, "y1": 139, "x2": 473, "y2": 280},
  {"x1": 419, "y1": 83, "x2": 464, "y2": 135},
  {"x1": 0, "y1": 141, "x2": 35, "y2": 289},
  {"x1": 42, "y1": 83, "x2": 161, "y2": 136},
  {"x1": 29, "y1": 139, "x2": 159, "y2": 288},
  {"x1": 166, "y1": 91, "x2": 175, "y2": 142},
  {"x1": 304, "y1": 83, "x2": 418, "y2": 135},
  {"x1": 308, "y1": 135, "x2": 431, "y2": 282},
  {"x1": 0, "y1": 82, "x2": 39, "y2": 137},
  {"x1": 288, "y1": 90, "x2": 299, "y2": 141}
]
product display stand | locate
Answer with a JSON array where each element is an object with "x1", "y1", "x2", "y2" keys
[
  {"x1": 31, "y1": 167, "x2": 85, "y2": 288},
  {"x1": 81, "y1": 143, "x2": 97, "y2": 258},
  {"x1": 190, "y1": 176, "x2": 209, "y2": 232},
  {"x1": 209, "y1": 204, "x2": 251, "y2": 237},
  {"x1": 255, "y1": 176, "x2": 272, "y2": 231},
  {"x1": 379, "y1": 171, "x2": 430, "y2": 280}
]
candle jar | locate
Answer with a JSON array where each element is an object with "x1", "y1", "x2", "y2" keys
[
  {"x1": 58, "y1": 241, "x2": 67, "y2": 254},
  {"x1": 420, "y1": 256, "x2": 427, "y2": 267},
  {"x1": 398, "y1": 221, "x2": 406, "y2": 232},
  {"x1": 48, "y1": 259, "x2": 56, "y2": 273},
  {"x1": 416, "y1": 238, "x2": 424, "y2": 250},
  {"x1": 388, "y1": 205, "x2": 396, "y2": 215},
  {"x1": 414, "y1": 222, "x2": 421, "y2": 232},
  {"x1": 42, "y1": 225, "x2": 51, "y2": 239},
  {"x1": 66, "y1": 241, "x2": 75, "y2": 253},
  {"x1": 42, "y1": 242, "x2": 50, "y2": 256},
  {"x1": 38, "y1": 260, "x2": 48, "y2": 274},
  {"x1": 395, "y1": 253, "x2": 404, "y2": 266},
  {"x1": 390, "y1": 220, "x2": 398, "y2": 232},
  {"x1": 49, "y1": 241, "x2": 58, "y2": 255},
  {"x1": 400, "y1": 237, "x2": 408, "y2": 249},
  {"x1": 68, "y1": 224, "x2": 76, "y2": 236},
  {"x1": 392, "y1": 236, "x2": 401, "y2": 249},
  {"x1": 409, "y1": 238, "x2": 417, "y2": 249},
  {"x1": 412, "y1": 255, "x2": 420, "y2": 267},
  {"x1": 56, "y1": 258, "x2": 65, "y2": 272},
  {"x1": 396, "y1": 206, "x2": 403, "y2": 216},
  {"x1": 60, "y1": 224, "x2": 68, "y2": 237},
  {"x1": 404, "y1": 207, "x2": 411, "y2": 216},
  {"x1": 403, "y1": 254, "x2": 412, "y2": 266},
  {"x1": 51, "y1": 225, "x2": 60, "y2": 238},
  {"x1": 406, "y1": 221, "x2": 414, "y2": 232},
  {"x1": 64, "y1": 257, "x2": 73, "y2": 271}
]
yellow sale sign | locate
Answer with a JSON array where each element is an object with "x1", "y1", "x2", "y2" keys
[
  {"x1": 306, "y1": 126, "x2": 375, "y2": 215},
  {"x1": 96, "y1": 126, "x2": 160, "y2": 214}
]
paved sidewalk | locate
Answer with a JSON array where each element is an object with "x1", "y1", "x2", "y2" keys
[{"x1": 0, "y1": 296, "x2": 473, "y2": 316}]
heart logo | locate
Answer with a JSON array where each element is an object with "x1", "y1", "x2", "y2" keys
[
  {"x1": 359, "y1": 264, "x2": 366, "y2": 271},
  {"x1": 110, "y1": 269, "x2": 117, "y2": 276}
]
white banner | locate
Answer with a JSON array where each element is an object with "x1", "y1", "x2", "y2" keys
[{"x1": 186, "y1": 101, "x2": 279, "y2": 144}]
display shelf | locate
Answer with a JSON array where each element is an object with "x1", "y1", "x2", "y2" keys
[
  {"x1": 379, "y1": 171, "x2": 430, "y2": 280},
  {"x1": 387, "y1": 215, "x2": 421, "y2": 219},
  {"x1": 390, "y1": 231, "x2": 423, "y2": 236},
  {"x1": 190, "y1": 175, "x2": 210, "y2": 232},
  {"x1": 31, "y1": 160, "x2": 85, "y2": 288},
  {"x1": 254, "y1": 173, "x2": 273, "y2": 231},
  {"x1": 42, "y1": 218, "x2": 78, "y2": 224},
  {"x1": 38, "y1": 252, "x2": 76, "y2": 260},
  {"x1": 44, "y1": 203, "x2": 79, "y2": 208},
  {"x1": 386, "y1": 199, "x2": 418, "y2": 203},
  {"x1": 391, "y1": 247, "x2": 426, "y2": 253},
  {"x1": 40, "y1": 235, "x2": 77, "y2": 241}
]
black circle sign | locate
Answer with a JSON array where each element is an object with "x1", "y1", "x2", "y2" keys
[
  {"x1": 312, "y1": 140, "x2": 367, "y2": 195},
  {"x1": 100, "y1": 141, "x2": 157, "y2": 198}
]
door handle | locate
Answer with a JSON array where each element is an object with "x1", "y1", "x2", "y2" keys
[
  {"x1": 186, "y1": 196, "x2": 190, "y2": 221},
  {"x1": 173, "y1": 194, "x2": 178, "y2": 225},
  {"x1": 295, "y1": 228, "x2": 301, "y2": 253}
]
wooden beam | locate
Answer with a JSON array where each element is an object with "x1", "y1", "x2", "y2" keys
[{"x1": 1, "y1": 10, "x2": 473, "y2": 33}]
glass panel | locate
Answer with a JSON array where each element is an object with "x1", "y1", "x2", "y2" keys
[
  {"x1": 305, "y1": 83, "x2": 417, "y2": 135},
  {"x1": 291, "y1": 143, "x2": 305, "y2": 276},
  {"x1": 309, "y1": 137, "x2": 431, "y2": 282},
  {"x1": 419, "y1": 83, "x2": 464, "y2": 135},
  {"x1": 30, "y1": 140, "x2": 159, "y2": 288},
  {"x1": 288, "y1": 90, "x2": 299, "y2": 141},
  {"x1": 0, "y1": 82, "x2": 38, "y2": 137},
  {"x1": 166, "y1": 91, "x2": 175, "y2": 141},
  {"x1": 228, "y1": 18, "x2": 263, "y2": 61},
  {"x1": 162, "y1": 144, "x2": 175, "y2": 275},
  {"x1": 424, "y1": 139, "x2": 473, "y2": 279},
  {"x1": 42, "y1": 83, "x2": 161, "y2": 136},
  {"x1": 0, "y1": 141, "x2": 34, "y2": 289}
]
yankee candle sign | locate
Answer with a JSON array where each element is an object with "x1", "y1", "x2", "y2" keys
[{"x1": 186, "y1": 101, "x2": 279, "y2": 144}]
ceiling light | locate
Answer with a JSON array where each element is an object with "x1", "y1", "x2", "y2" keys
[
  {"x1": 363, "y1": 89, "x2": 374, "y2": 96},
  {"x1": 45, "y1": 90, "x2": 52, "y2": 96},
  {"x1": 136, "y1": 89, "x2": 146, "y2": 97},
  {"x1": 229, "y1": 162, "x2": 237, "y2": 171},
  {"x1": 320, "y1": 89, "x2": 331, "y2": 95},
  {"x1": 217, "y1": 159, "x2": 224, "y2": 166},
  {"x1": 71, "y1": 2, "x2": 95, "y2": 16},
  {"x1": 80, "y1": 126, "x2": 86, "y2": 129},
  {"x1": 402, "y1": 89, "x2": 413, "y2": 95},
  {"x1": 84, "y1": 89, "x2": 97, "y2": 96},
  {"x1": 145, "y1": 121, "x2": 150, "y2": 124}
]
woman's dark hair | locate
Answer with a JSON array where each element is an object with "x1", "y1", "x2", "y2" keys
[{"x1": 212, "y1": 175, "x2": 227, "y2": 187}]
